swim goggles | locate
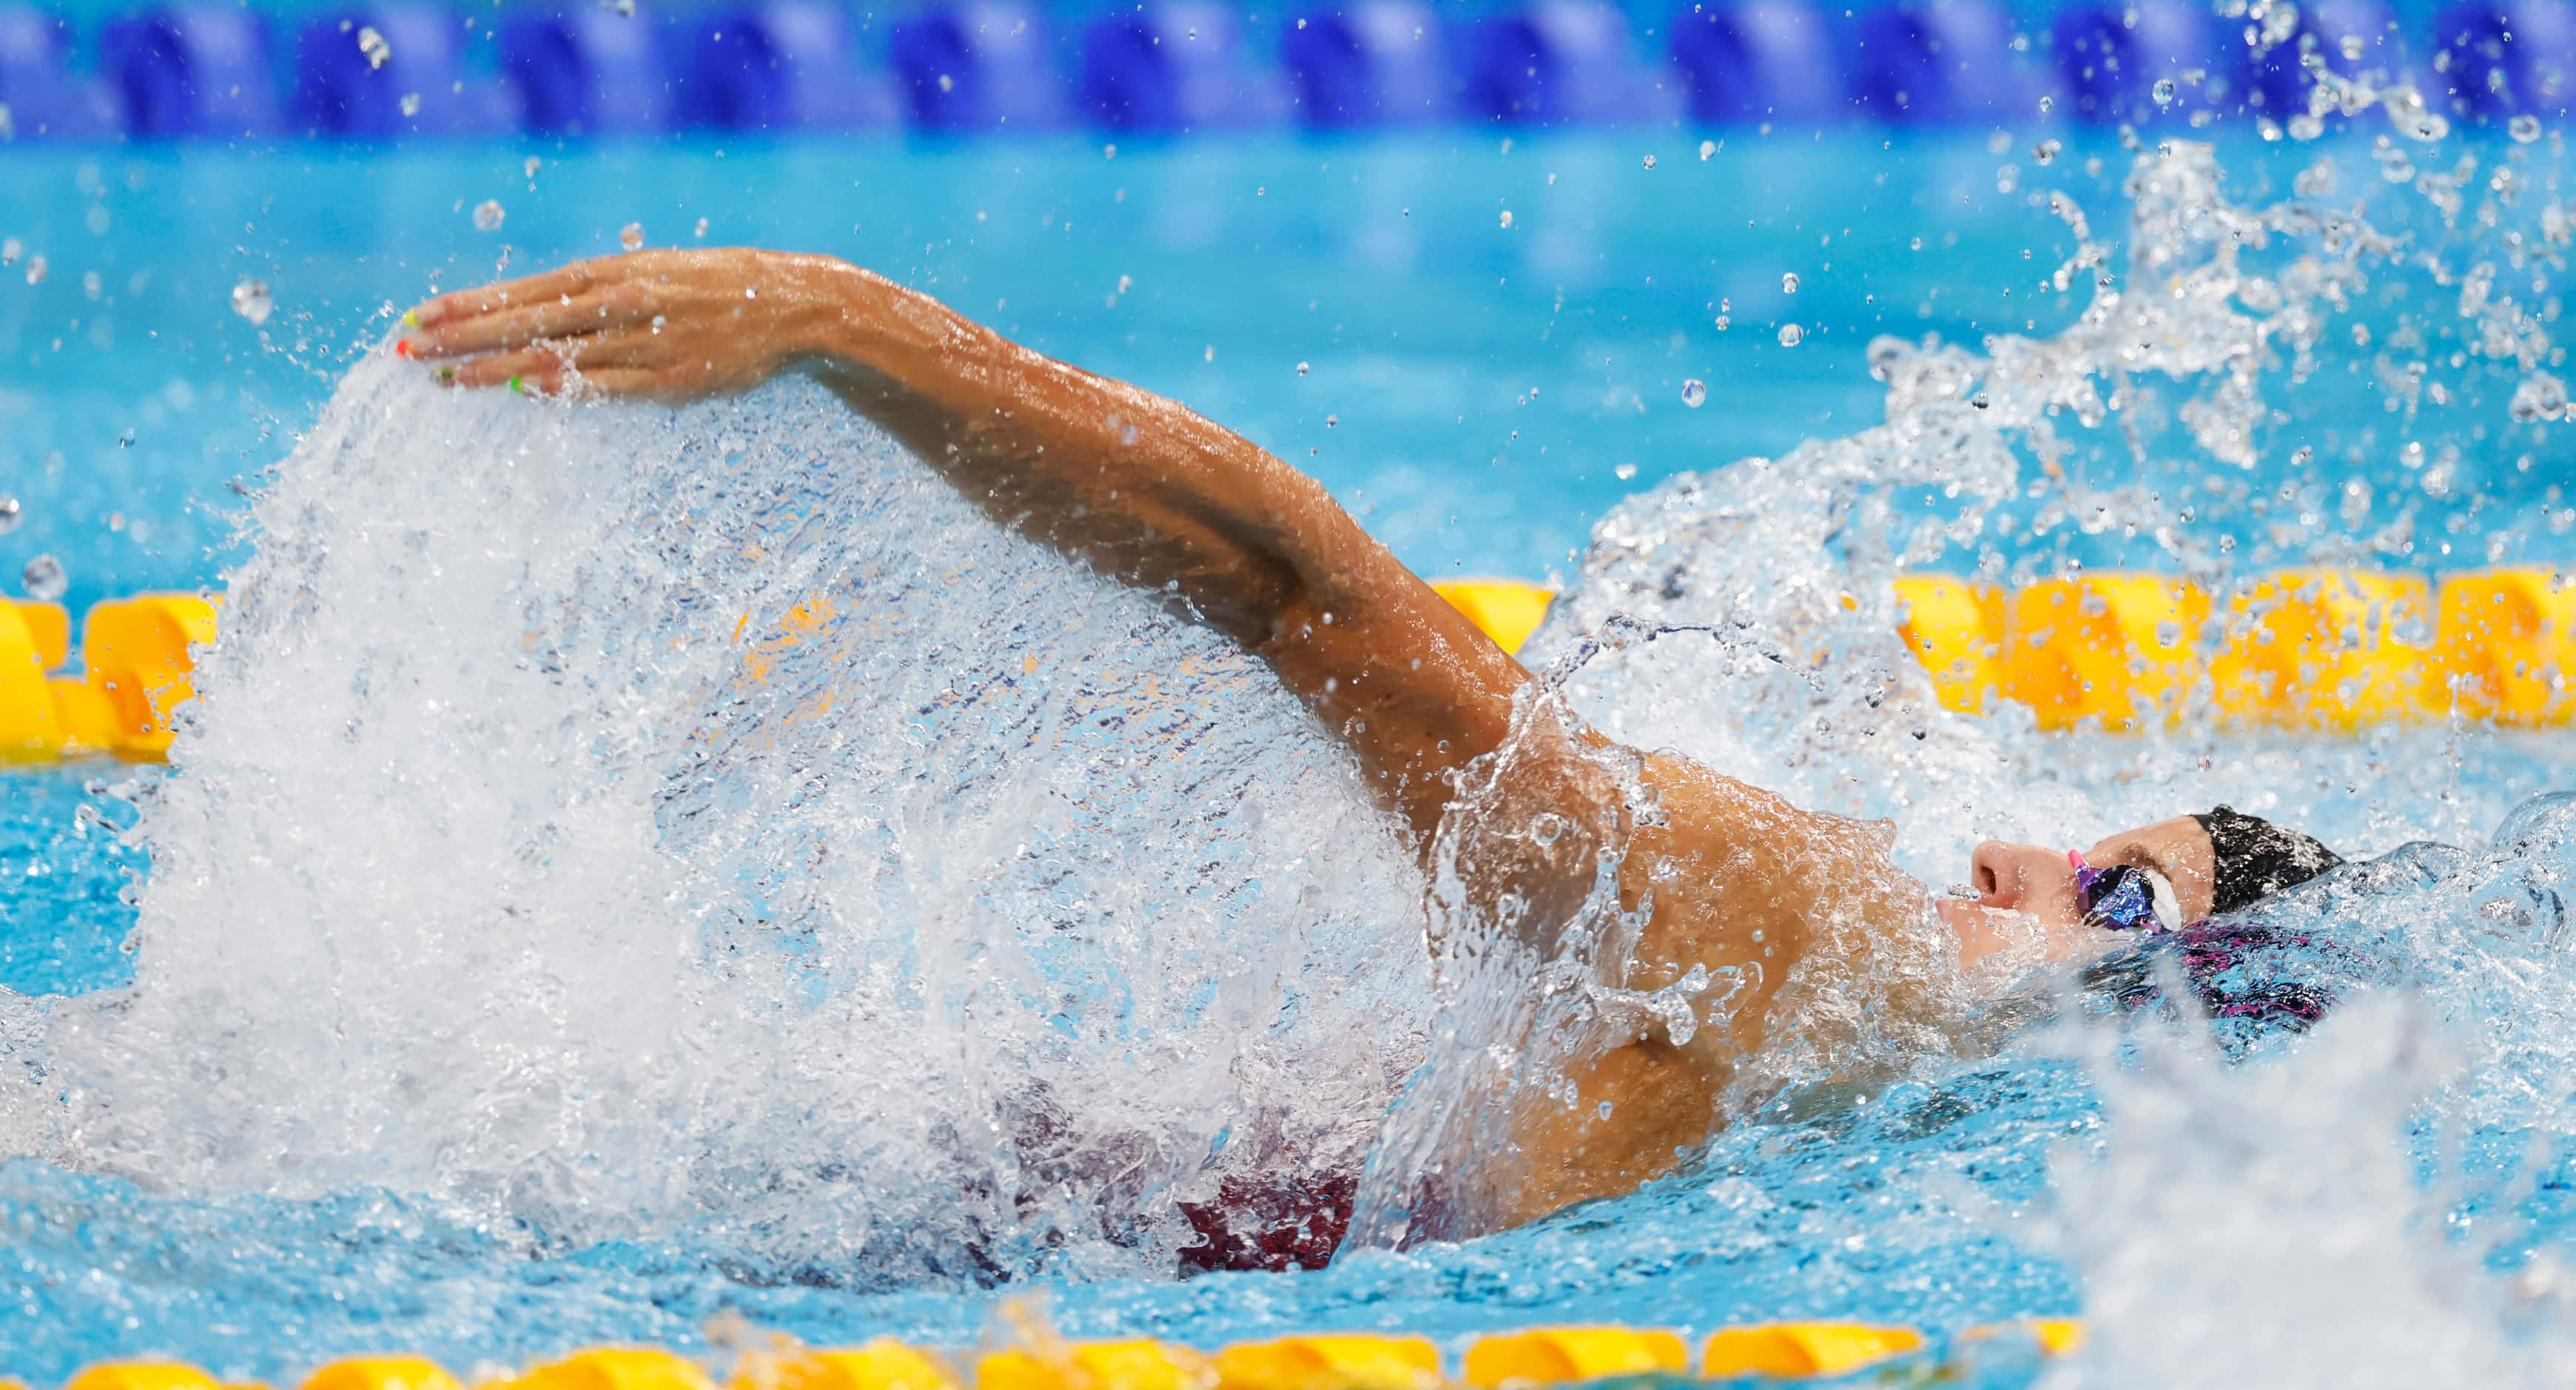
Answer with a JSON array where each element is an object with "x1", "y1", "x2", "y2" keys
[{"x1": 2070, "y1": 850, "x2": 2182, "y2": 934}]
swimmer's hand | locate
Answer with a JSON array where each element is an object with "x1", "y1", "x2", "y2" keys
[{"x1": 402, "y1": 248, "x2": 864, "y2": 403}]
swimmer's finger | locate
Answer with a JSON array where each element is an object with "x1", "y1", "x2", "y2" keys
[
  {"x1": 438, "y1": 345, "x2": 571, "y2": 392},
  {"x1": 406, "y1": 286, "x2": 656, "y2": 360},
  {"x1": 407, "y1": 259, "x2": 610, "y2": 332}
]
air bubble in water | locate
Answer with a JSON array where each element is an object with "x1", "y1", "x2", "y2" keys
[
  {"x1": 1295, "y1": 361, "x2": 1310, "y2": 376},
  {"x1": 1615, "y1": 463, "x2": 1638, "y2": 480},
  {"x1": 2338, "y1": 33, "x2": 2364, "y2": 61},
  {"x1": 231, "y1": 278, "x2": 272, "y2": 326},
  {"x1": 2509, "y1": 372, "x2": 2568, "y2": 423},
  {"x1": 1641, "y1": 153, "x2": 1657, "y2": 169},
  {"x1": 2288, "y1": 113, "x2": 2326, "y2": 141},
  {"x1": 1, "y1": 238, "x2": 18, "y2": 266},
  {"x1": 472, "y1": 200, "x2": 505, "y2": 232},
  {"x1": 1781, "y1": 272, "x2": 1800, "y2": 294},
  {"x1": 621, "y1": 223, "x2": 645, "y2": 251},
  {"x1": 1698, "y1": 140, "x2": 1716, "y2": 161},
  {"x1": 0, "y1": 496, "x2": 19, "y2": 536},
  {"x1": 2032, "y1": 138, "x2": 2061, "y2": 164},
  {"x1": 2512, "y1": 114, "x2": 2543, "y2": 143},
  {"x1": 399, "y1": 93, "x2": 420, "y2": 117},
  {"x1": 1777, "y1": 323, "x2": 1803, "y2": 346},
  {"x1": 694, "y1": 217, "x2": 709, "y2": 238},
  {"x1": 19, "y1": 554, "x2": 64, "y2": 601},
  {"x1": 1499, "y1": 209, "x2": 1514, "y2": 229},
  {"x1": 357, "y1": 25, "x2": 389, "y2": 69},
  {"x1": 1681, "y1": 379, "x2": 1706, "y2": 408},
  {"x1": 613, "y1": 0, "x2": 636, "y2": 14},
  {"x1": 524, "y1": 157, "x2": 541, "y2": 179},
  {"x1": 2153, "y1": 77, "x2": 2178, "y2": 106},
  {"x1": 24, "y1": 255, "x2": 44, "y2": 285}
]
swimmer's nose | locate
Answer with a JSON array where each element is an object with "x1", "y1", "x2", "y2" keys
[{"x1": 1968, "y1": 840, "x2": 2051, "y2": 910}]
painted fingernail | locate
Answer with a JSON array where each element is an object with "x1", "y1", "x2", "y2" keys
[
  {"x1": 400, "y1": 309, "x2": 420, "y2": 329},
  {"x1": 508, "y1": 375, "x2": 525, "y2": 394},
  {"x1": 432, "y1": 364, "x2": 457, "y2": 385},
  {"x1": 394, "y1": 338, "x2": 414, "y2": 359}
]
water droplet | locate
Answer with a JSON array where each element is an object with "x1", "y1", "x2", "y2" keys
[
  {"x1": 472, "y1": 200, "x2": 505, "y2": 232},
  {"x1": 1614, "y1": 463, "x2": 1638, "y2": 480},
  {"x1": 1680, "y1": 379, "x2": 1706, "y2": 407},
  {"x1": 19, "y1": 554, "x2": 64, "y2": 601},
  {"x1": 2512, "y1": 113, "x2": 2544, "y2": 143},
  {"x1": 0, "y1": 497, "x2": 20, "y2": 536},
  {"x1": 694, "y1": 217, "x2": 710, "y2": 238},
  {"x1": 1781, "y1": 272, "x2": 1800, "y2": 294},
  {"x1": 2031, "y1": 138, "x2": 2060, "y2": 165},
  {"x1": 399, "y1": 93, "x2": 420, "y2": 117},
  {"x1": 231, "y1": 278, "x2": 271, "y2": 326},
  {"x1": 1698, "y1": 139, "x2": 1716, "y2": 161},
  {"x1": 1713, "y1": 315, "x2": 1729, "y2": 331},
  {"x1": 1499, "y1": 209, "x2": 1513, "y2": 229},
  {"x1": 2152, "y1": 77, "x2": 2177, "y2": 105},
  {"x1": 24, "y1": 255, "x2": 44, "y2": 285},
  {"x1": 1295, "y1": 361, "x2": 1310, "y2": 376},
  {"x1": 650, "y1": 315, "x2": 667, "y2": 334},
  {"x1": 1641, "y1": 153, "x2": 1657, "y2": 169},
  {"x1": 1777, "y1": 323, "x2": 1804, "y2": 346},
  {"x1": 1971, "y1": 391, "x2": 1990, "y2": 409},
  {"x1": 620, "y1": 222, "x2": 644, "y2": 251},
  {"x1": 356, "y1": 24, "x2": 390, "y2": 69}
]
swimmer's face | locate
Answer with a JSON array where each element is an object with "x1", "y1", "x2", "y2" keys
[{"x1": 1936, "y1": 816, "x2": 2219, "y2": 970}]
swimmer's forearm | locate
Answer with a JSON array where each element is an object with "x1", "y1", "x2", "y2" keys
[{"x1": 784, "y1": 255, "x2": 1528, "y2": 840}]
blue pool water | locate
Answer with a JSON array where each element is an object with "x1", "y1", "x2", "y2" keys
[{"x1": 7, "y1": 124, "x2": 2576, "y2": 1387}]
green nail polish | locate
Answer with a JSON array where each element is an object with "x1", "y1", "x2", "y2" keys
[
  {"x1": 508, "y1": 375, "x2": 524, "y2": 394},
  {"x1": 401, "y1": 309, "x2": 420, "y2": 329}
]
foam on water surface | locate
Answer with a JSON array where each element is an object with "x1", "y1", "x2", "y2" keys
[{"x1": 6, "y1": 124, "x2": 2576, "y2": 1384}]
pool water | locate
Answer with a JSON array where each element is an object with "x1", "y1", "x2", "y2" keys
[{"x1": 5, "y1": 123, "x2": 2576, "y2": 1387}]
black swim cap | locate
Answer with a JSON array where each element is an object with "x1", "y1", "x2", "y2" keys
[{"x1": 2193, "y1": 805, "x2": 2344, "y2": 915}]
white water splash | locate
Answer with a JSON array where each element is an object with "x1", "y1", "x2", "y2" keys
[{"x1": 5, "y1": 366, "x2": 1430, "y2": 1281}]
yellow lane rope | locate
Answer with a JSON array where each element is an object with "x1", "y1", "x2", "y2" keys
[
  {"x1": 3, "y1": 568, "x2": 2566, "y2": 766},
  {"x1": 29, "y1": 1320, "x2": 2088, "y2": 1390}
]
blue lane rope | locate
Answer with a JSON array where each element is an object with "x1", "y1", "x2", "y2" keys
[{"x1": 0, "y1": 1, "x2": 2571, "y2": 142}]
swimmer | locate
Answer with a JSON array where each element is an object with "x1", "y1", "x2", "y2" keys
[{"x1": 399, "y1": 250, "x2": 2347, "y2": 1266}]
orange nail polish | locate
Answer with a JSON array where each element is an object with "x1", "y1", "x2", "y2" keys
[{"x1": 394, "y1": 338, "x2": 414, "y2": 359}]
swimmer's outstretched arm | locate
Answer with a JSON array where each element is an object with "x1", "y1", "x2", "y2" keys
[
  {"x1": 403, "y1": 249, "x2": 1934, "y2": 1236},
  {"x1": 406, "y1": 248, "x2": 1519, "y2": 840}
]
